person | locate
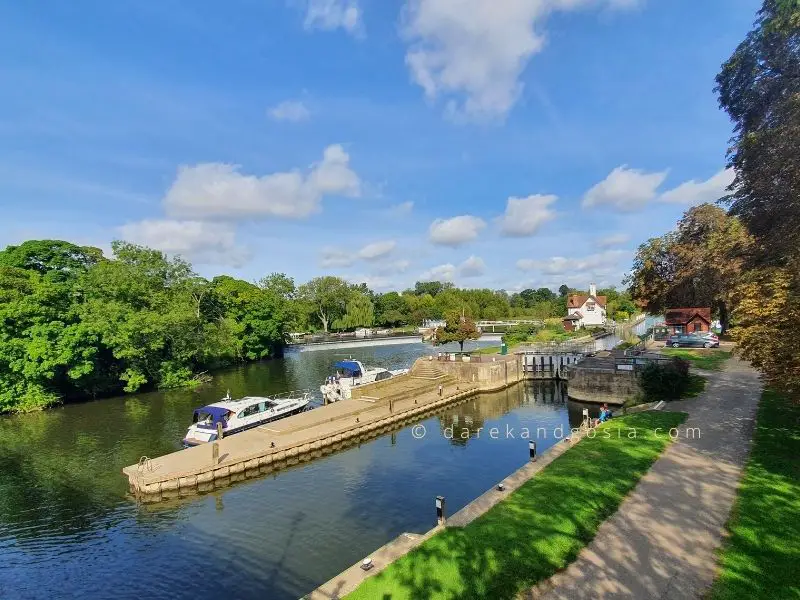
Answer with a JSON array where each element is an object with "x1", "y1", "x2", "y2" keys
[{"x1": 599, "y1": 403, "x2": 613, "y2": 423}]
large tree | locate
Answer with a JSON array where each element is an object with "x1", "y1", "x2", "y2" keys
[
  {"x1": 715, "y1": 0, "x2": 800, "y2": 392},
  {"x1": 298, "y1": 276, "x2": 351, "y2": 332},
  {"x1": 431, "y1": 311, "x2": 481, "y2": 352},
  {"x1": 626, "y1": 205, "x2": 752, "y2": 333}
]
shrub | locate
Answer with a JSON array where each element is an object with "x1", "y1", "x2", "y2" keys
[{"x1": 639, "y1": 357, "x2": 690, "y2": 400}]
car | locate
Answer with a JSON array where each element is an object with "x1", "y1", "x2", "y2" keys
[
  {"x1": 692, "y1": 331, "x2": 719, "y2": 342},
  {"x1": 666, "y1": 334, "x2": 718, "y2": 348}
]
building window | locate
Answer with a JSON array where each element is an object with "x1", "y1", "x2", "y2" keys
[{"x1": 586, "y1": 302, "x2": 595, "y2": 312}]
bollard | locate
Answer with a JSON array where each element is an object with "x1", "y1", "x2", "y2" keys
[
  {"x1": 211, "y1": 441, "x2": 219, "y2": 465},
  {"x1": 529, "y1": 440, "x2": 537, "y2": 461},
  {"x1": 582, "y1": 408, "x2": 590, "y2": 428},
  {"x1": 436, "y1": 495, "x2": 446, "y2": 525},
  {"x1": 216, "y1": 421, "x2": 224, "y2": 441}
]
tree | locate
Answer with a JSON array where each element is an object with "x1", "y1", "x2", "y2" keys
[
  {"x1": 626, "y1": 205, "x2": 752, "y2": 332},
  {"x1": 0, "y1": 239, "x2": 103, "y2": 280},
  {"x1": 298, "y1": 276, "x2": 351, "y2": 332},
  {"x1": 431, "y1": 311, "x2": 481, "y2": 352},
  {"x1": 333, "y1": 292, "x2": 375, "y2": 330},
  {"x1": 558, "y1": 284, "x2": 569, "y2": 297},
  {"x1": 716, "y1": 0, "x2": 800, "y2": 265},
  {"x1": 413, "y1": 281, "x2": 452, "y2": 297}
]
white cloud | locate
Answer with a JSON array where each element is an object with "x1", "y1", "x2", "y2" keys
[
  {"x1": 402, "y1": 0, "x2": 637, "y2": 119},
  {"x1": 164, "y1": 144, "x2": 361, "y2": 220},
  {"x1": 420, "y1": 263, "x2": 456, "y2": 282},
  {"x1": 303, "y1": 0, "x2": 361, "y2": 34},
  {"x1": 659, "y1": 168, "x2": 734, "y2": 205},
  {"x1": 319, "y1": 240, "x2": 397, "y2": 268},
  {"x1": 389, "y1": 200, "x2": 414, "y2": 216},
  {"x1": 268, "y1": 100, "x2": 311, "y2": 122},
  {"x1": 498, "y1": 194, "x2": 557, "y2": 236},
  {"x1": 582, "y1": 165, "x2": 668, "y2": 211},
  {"x1": 517, "y1": 249, "x2": 627, "y2": 276},
  {"x1": 596, "y1": 233, "x2": 630, "y2": 248},
  {"x1": 459, "y1": 255, "x2": 486, "y2": 277},
  {"x1": 358, "y1": 240, "x2": 396, "y2": 260},
  {"x1": 429, "y1": 215, "x2": 486, "y2": 246},
  {"x1": 374, "y1": 259, "x2": 411, "y2": 275},
  {"x1": 118, "y1": 219, "x2": 251, "y2": 267}
]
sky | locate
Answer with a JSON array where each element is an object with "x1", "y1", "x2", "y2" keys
[{"x1": 0, "y1": 0, "x2": 761, "y2": 293}]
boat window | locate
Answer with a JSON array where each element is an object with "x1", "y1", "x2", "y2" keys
[
  {"x1": 195, "y1": 411, "x2": 214, "y2": 425},
  {"x1": 375, "y1": 371, "x2": 392, "y2": 381},
  {"x1": 239, "y1": 404, "x2": 259, "y2": 418}
]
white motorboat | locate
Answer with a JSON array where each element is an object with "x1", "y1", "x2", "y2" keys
[
  {"x1": 183, "y1": 390, "x2": 311, "y2": 446},
  {"x1": 319, "y1": 359, "x2": 408, "y2": 403}
]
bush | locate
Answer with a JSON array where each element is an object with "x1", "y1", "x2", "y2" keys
[{"x1": 639, "y1": 357, "x2": 690, "y2": 400}]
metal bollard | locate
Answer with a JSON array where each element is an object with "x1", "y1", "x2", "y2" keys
[
  {"x1": 529, "y1": 440, "x2": 537, "y2": 461},
  {"x1": 436, "y1": 495, "x2": 446, "y2": 525}
]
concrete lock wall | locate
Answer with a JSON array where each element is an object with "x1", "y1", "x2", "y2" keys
[
  {"x1": 432, "y1": 357, "x2": 524, "y2": 391},
  {"x1": 566, "y1": 367, "x2": 640, "y2": 405}
]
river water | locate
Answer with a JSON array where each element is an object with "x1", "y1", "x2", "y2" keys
[{"x1": 0, "y1": 337, "x2": 621, "y2": 599}]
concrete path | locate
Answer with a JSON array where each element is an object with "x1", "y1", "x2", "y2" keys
[{"x1": 523, "y1": 357, "x2": 762, "y2": 600}]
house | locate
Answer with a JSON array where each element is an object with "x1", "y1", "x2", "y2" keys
[
  {"x1": 564, "y1": 284, "x2": 607, "y2": 330},
  {"x1": 664, "y1": 308, "x2": 711, "y2": 335}
]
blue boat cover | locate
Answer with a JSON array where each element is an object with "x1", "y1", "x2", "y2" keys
[
  {"x1": 194, "y1": 405, "x2": 231, "y2": 429},
  {"x1": 333, "y1": 360, "x2": 361, "y2": 375}
]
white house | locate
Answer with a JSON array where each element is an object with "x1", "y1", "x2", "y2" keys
[{"x1": 564, "y1": 284, "x2": 607, "y2": 330}]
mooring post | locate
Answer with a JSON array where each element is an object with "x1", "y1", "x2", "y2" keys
[
  {"x1": 582, "y1": 408, "x2": 590, "y2": 429},
  {"x1": 529, "y1": 440, "x2": 537, "y2": 461},
  {"x1": 436, "y1": 495, "x2": 446, "y2": 525},
  {"x1": 216, "y1": 421, "x2": 224, "y2": 441},
  {"x1": 212, "y1": 442, "x2": 219, "y2": 465}
]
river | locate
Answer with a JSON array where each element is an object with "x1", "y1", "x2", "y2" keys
[{"x1": 0, "y1": 337, "x2": 621, "y2": 599}]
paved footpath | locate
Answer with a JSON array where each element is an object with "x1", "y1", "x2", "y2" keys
[{"x1": 523, "y1": 357, "x2": 762, "y2": 600}]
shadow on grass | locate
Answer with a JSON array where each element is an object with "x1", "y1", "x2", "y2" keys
[
  {"x1": 709, "y1": 389, "x2": 800, "y2": 600},
  {"x1": 345, "y1": 411, "x2": 687, "y2": 600}
]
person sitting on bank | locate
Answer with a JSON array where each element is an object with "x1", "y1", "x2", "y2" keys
[{"x1": 599, "y1": 404, "x2": 613, "y2": 423}]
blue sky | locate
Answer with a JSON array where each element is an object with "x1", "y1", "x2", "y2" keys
[{"x1": 0, "y1": 0, "x2": 760, "y2": 292}]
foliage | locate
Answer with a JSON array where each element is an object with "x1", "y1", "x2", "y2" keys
[
  {"x1": 639, "y1": 358, "x2": 691, "y2": 400},
  {"x1": 431, "y1": 311, "x2": 481, "y2": 351},
  {"x1": 297, "y1": 276, "x2": 351, "y2": 332},
  {"x1": 333, "y1": 292, "x2": 375, "y2": 330},
  {"x1": 709, "y1": 389, "x2": 800, "y2": 600},
  {"x1": 346, "y1": 411, "x2": 687, "y2": 600},
  {"x1": 714, "y1": 0, "x2": 800, "y2": 392},
  {"x1": 0, "y1": 240, "x2": 293, "y2": 413},
  {"x1": 626, "y1": 205, "x2": 753, "y2": 332}
]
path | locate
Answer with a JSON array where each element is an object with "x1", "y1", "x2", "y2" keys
[{"x1": 523, "y1": 356, "x2": 762, "y2": 600}]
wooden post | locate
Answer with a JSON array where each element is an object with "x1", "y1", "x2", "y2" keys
[
  {"x1": 212, "y1": 442, "x2": 219, "y2": 465},
  {"x1": 216, "y1": 421, "x2": 224, "y2": 441}
]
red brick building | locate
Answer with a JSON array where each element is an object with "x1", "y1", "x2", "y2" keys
[{"x1": 664, "y1": 308, "x2": 711, "y2": 335}]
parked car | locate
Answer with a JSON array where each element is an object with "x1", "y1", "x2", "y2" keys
[
  {"x1": 692, "y1": 331, "x2": 719, "y2": 343},
  {"x1": 666, "y1": 334, "x2": 718, "y2": 348}
]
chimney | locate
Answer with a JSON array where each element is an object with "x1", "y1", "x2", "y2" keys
[{"x1": 589, "y1": 283, "x2": 597, "y2": 297}]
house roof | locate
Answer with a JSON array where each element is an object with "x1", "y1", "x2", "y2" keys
[
  {"x1": 563, "y1": 313, "x2": 582, "y2": 321},
  {"x1": 567, "y1": 294, "x2": 607, "y2": 308},
  {"x1": 664, "y1": 308, "x2": 711, "y2": 325}
]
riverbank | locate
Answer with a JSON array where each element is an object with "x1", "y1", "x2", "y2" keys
[
  {"x1": 338, "y1": 411, "x2": 685, "y2": 599},
  {"x1": 709, "y1": 389, "x2": 800, "y2": 599}
]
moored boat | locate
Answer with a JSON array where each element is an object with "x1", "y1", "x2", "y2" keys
[
  {"x1": 183, "y1": 391, "x2": 311, "y2": 446},
  {"x1": 319, "y1": 359, "x2": 408, "y2": 403}
]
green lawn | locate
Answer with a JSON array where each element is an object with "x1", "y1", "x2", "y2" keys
[
  {"x1": 683, "y1": 373, "x2": 708, "y2": 398},
  {"x1": 660, "y1": 348, "x2": 732, "y2": 370},
  {"x1": 709, "y1": 389, "x2": 800, "y2": 600},
  {"x1": 346, "y1": 411, "x2": 687, "y2": 600}
]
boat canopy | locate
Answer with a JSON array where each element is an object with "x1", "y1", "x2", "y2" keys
[
  {"x1": 334, "y1": 360, "x2": 362, "y2": 376},
  {"x1": 193, "y1": 405, "x2": 230, "y2": 429}
]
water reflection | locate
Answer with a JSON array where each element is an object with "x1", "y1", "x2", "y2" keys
[{"x1": 0, "y1": 342, "x2": 574, "y2": 600}]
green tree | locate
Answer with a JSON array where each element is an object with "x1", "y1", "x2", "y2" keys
[
  {"x1": 558, "y1": 284, "x2": 569, "y2": 297},
  {"x1": 298, "y1": 276, "x2": 351, "y2": 332},
  {"x1": 431, "y1": 311, "x2": 481, "y2": 352},
  {"x1": 333, "y1": 292, "x2": 375, "y2": 330}
]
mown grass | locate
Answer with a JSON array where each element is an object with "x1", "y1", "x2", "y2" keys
[
  {"x1": 346, "y1": 411, "x2": 687, "y2": 600},
  {"x1": 660, "y1": 348, "x2": 732, "y2": 370},
  {"x1": 709, "y1": 389, "x2": 800, "y2": 600}
]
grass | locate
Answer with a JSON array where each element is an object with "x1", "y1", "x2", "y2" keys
[
  {"x1": 708, "y1": 389, "x2": 800, "y2": 600},
  {"x1": 682, "y1": 373, "x2": 707, "y2": 398},
  {"x1": 346, "y1": 411, "x2": 687, "y2": 600},
  {"x1": 660, "y1": 348, "x2": 732, "y2": 370}
]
